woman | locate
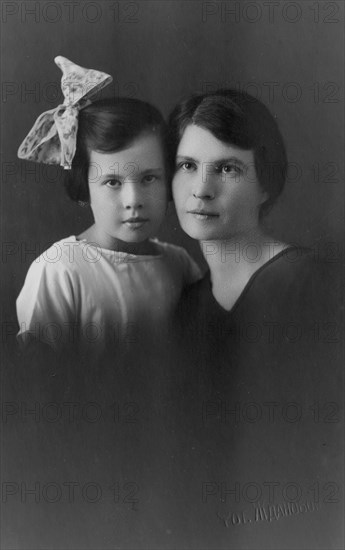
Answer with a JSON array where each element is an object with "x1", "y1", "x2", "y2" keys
[
  {"x1": 169, "y1": 88, "x2": 341, "y2": 369},
  {"x1": 167, "y1": 89, "x2": 343, "y2": 549}
]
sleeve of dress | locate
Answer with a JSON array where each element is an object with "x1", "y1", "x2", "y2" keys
[
  {"x1": 16, "y1": 256, "x2": 76, "y2": 352},
  {"x1": 176, "y1": 247, "x2": 203, "y2": 286}
]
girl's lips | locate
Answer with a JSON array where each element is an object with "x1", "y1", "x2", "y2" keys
[
  {"x1": 123, "y1": 217, "x2": 149, "y2": 223},
  {"x1": 123, "y1": 218, "x2": 149, "y2": 230}
]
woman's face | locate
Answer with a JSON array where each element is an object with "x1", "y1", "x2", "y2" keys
[{"x1": 172, "y1": 124, "x2": 267, "y2": 241}]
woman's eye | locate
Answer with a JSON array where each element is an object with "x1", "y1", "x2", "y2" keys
[
  {"x1": 178, "y1": 162, "x2": 195, "y2": 172},
  {"x1": 105, "y1": 179, "x2": 121, "y2": 189},
  {"x1": 142, "y1": 175, "x2": 157, "y2": 184},
  {"x1": 219, "y1": 164, "x2": 242, "y2": 176}
]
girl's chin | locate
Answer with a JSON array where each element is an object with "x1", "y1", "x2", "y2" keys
[{"x1": 120, "y1": 235, "x2": 149, "y2": 243}]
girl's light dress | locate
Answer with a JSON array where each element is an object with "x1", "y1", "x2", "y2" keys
[{"x1": 16, "y1": 236, "x2": 201, "y2": 356}]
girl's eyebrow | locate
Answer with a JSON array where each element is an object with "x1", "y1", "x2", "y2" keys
[
  {"x1": 100, "y1": 167, "x2": 164, "y2": 179},
  {"x1": 140, "y1": 167, "x2": 164, "y2": 174}
]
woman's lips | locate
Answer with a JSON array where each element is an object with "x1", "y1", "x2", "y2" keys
[{"x1": 187, "y1": 210, "x2": 219, "y2": 220}]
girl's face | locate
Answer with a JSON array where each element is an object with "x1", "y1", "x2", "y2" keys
[
  {"x1": 172, "y1": 124, "x2": 267, "y2": 242},
  {"x1": 88, "y1": 133, "x2": 168, "y2": 250}
]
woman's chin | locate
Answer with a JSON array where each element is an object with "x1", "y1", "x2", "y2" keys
[{"x1": 180, "y1": 222, "x2": 220, "y2": 241}]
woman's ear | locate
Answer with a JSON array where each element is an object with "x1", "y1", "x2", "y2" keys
[
  {"x1": 260, "y1": 190, "x2": 269, "y2": 204},
  {"x1": 167, "y1": 173, "x2": 173, "y2": 202}
]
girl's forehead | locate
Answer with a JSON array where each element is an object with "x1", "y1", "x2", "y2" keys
[{"x1": 90, "y1": 133, "x2": 165, "y2": 165}]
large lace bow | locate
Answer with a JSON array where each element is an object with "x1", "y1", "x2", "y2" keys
[{"x1": 17, "y1": 56, "x2": 112, "y2": 169}]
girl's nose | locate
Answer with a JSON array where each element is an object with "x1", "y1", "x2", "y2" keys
[{"x1": 122, "y1": 181, "x2": 143, "y2": 209}]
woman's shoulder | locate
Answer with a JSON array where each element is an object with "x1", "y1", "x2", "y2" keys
[
  {"x1": 256, "y1": 244, "x2": 341, "y2": 292},
  {"x1": 177, "y1": 243, "x2": 342, "y2": 318},
  {"x1": 152, "y1": 239, "x2": 203, "y2": 282},
  {"x1": 151, "y1": 238, "x2": 191, "y2": 257},
  {"x1": 238, "y1": 243, "x2": 342, "y2": 324},
  {"x1": 151, "y1": 238, "x2": 200, "y2": 265}
]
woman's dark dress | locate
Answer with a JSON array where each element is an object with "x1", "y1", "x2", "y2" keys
[
  {"x1": 169, "y1": 246, "x2": 343, "y2": 549},
  {"x1": 2, "y1": 247, "x2": 343, "y2": 549}
]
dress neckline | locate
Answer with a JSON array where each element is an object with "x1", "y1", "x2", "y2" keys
[
  {"x1": 206, "y1": 245, "x2": 305, "y2": 315},
  {"x1": 71, "y1": 235, "x2": 164, "y2": 260}
]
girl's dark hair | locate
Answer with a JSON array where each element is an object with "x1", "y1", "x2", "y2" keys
[
  {"x1": 64, "y1": 97, "x2": 170, "y2": 202},
  {"x1": 168, "y1": 89, "x2": 287, "y2": 218}
]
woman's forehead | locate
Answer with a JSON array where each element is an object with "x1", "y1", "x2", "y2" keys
[{"x1": 177, "y1": 125, "x2": 254, "y2": 163}]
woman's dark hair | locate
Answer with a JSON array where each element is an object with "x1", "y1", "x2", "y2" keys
[
  {"x1": 168, "y1": 89, "x2": 287, "y2": 218},
  {"x1": 64, "y1": 97, "x2": 170, "y2": 202}
]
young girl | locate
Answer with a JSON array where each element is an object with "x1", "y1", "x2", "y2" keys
[{"x1": 16, "y1": 56, "x2": 201, "y2": 359}]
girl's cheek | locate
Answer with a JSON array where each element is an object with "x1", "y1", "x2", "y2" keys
[{"x1": 156, "y1": 183, "x2": 169, "y2": 202}]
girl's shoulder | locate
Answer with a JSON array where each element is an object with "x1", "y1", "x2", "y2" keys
[
  {"x1": 17, "y1": 237, "x2": 84, "y2": 311},
  {"x1": 23, "y1": 236, "x2": 91, "y2": 279}
]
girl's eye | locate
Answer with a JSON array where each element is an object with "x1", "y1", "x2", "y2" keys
[
  {"x1": 105, "y1": 179, "x2": 122, "y2": 189},
  {"x1": 142, "y1": 175, "x2": 157, "y2": 184}
]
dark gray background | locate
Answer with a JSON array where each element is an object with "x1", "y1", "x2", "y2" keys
[{"x1": 1, "y1": 2, "x2": 344, "y2": 549}]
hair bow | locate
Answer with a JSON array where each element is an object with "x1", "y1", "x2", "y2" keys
[{"x1": 17, "y1": 56, "x2": 113, "y2": 169}]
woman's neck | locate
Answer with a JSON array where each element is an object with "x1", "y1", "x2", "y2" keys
[{"x1": 201, "y1": 230, "x2": 288, "y2": 310}]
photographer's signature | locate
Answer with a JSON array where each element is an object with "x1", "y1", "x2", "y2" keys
[{"x1": 217, "y1": 500, "x2": 319, "y2": 527}]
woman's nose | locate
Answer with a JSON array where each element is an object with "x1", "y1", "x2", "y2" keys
[
  {"x1": 122, "y1": 181, "x2": 143, "y2": 209},
  {"x1": 192, "y1": 171, "x2": 215, "y2": 199}
]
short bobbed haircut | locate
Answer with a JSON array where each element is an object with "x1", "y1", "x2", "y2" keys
[
  {"x1": 168, "y1": 89, "x2": 287, "y2": 218},
  {"x1": 64, "y1": 97, "x2": 170, "y2": 202}
]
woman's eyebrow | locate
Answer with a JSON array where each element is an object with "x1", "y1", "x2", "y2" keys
[
  {"x1": 176, "y1": 155, "x2": 246, "y2": 167},
  {"x1": 212, "y1": 156, "x2": 246, "y2": 167},
  {"x1": 99, "y1": 172, "x2": 119, "y2": 179},
  {"x1": 140, "y1": 167, "x2": 164, "y2": 174},
  {"x1": 176, "y1": 155, "x2": 199, "y2": 163}
]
